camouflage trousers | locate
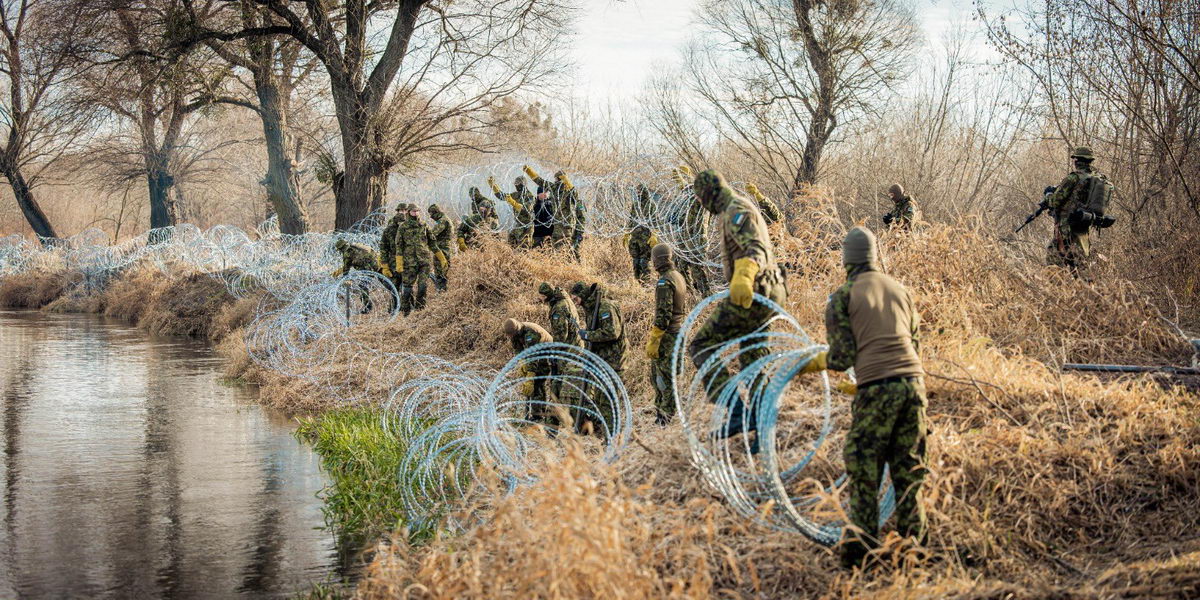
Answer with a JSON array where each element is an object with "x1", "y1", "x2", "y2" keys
[
  {"x1": 687, "y1": 298, "x2": 779, "y2": 432},
  {"x1": 681, "y1": 259, "x2": 712, "y2": 297},
  {"x1": 399, "y1": 266, "x2": 429, "y2": 315},
  {"x1": 509, "y1": 228, "x2": 532, "y2": 249},
  {"x1": 841, "y1": 376, "x2": 928, "y2": 568},
  {"x1": 1046, "y1": 226, "x2": 1090, "y2": 275},
  {"x1": 433, "y1": 246, "x2": 450, "y2": 289},
  {"x1": 628, "y1": 236, "x2": 652, "y2": 282},
  {"x1": 650, "y1": 330, "x2": 679, "y2": 423}
]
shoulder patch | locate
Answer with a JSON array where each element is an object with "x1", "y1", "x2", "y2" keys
[
  {"x1": 732, "y1": 212, "x2": 747, "y2": 227},
  {"x1": 657, "y1": 279, "x2": 667, "y2": 286},
  {"x1": 601, "y1": 311, "x2": 610, "y2": 320}
]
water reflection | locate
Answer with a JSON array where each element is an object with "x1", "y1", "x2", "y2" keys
[{"x1": 0, "y1": 310, "x2": 337, "y2": 599}]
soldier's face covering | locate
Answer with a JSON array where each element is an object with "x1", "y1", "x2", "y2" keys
[{"x1": 693, "y1": 169, "x2": 730, "y2": 214}]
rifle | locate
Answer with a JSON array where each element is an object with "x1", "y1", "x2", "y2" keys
[{"x1": 1015, "y1": 186, "x2": 1058, "y2": 233}]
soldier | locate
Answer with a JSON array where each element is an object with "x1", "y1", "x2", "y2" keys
[
  {"x1": 645, "y1": 243, "x2": 687, "y2": 425},
  {"x1": 539, "y1": 281, "x2": 585, "y2": 428},
  {"x1": 882, "y1": 184, "x2": 916, "y2": 230},
  {"x1": 394, "y1": 204, "x2": 445, "y2": 315},
  {"x1": 802, "y1": 226, "x2": 925, "y2": 569},
  {"x1": 427, "y1": 203, "x2": 453, "y2": 291},
  {"x1": 686, "y1": 170, "x2": 788, "y2": 450},
  {"x1": 570, "y1": 280, "x2": 626, "y2": 437},
  {"x1": 489, "y1": 175, "x2": 535, "y2": 248},
  {"x1": 1045, "y1": 146, "x2": 1107, "y2": 273},
  {"x1": 572, "y1": 191, "x2": 587, "y2": 262},
  {"x1": 744, "y1": 183, "x2": 784, "y2": 225},
  {"x1": 457, "y1": 201, "x2": 499, "y2": 251},
  {"x1": 378, "y1": 204, "x2": 404, "y2": 305},
  {"x1": 469, "y1": 186, "x2": 496, "y2": 218},
  {"x1": 332, "y1": 238, "x2": 383, "y2": 313},
  {"x1": 623, "y1": 184, "x2": 658, "y2": 283},
  {"x1": 502, "y1": 318, "x2": 564, "y2": 428},
  {"x1": 523, "y1": 165, "x2": 579, "y2": 252},
  {"x1": 531, "y1": 184, "x2": 555, "y2": 248},
  {"x1": 676, "y1": 166, "x2": 712, "y2": 297}
]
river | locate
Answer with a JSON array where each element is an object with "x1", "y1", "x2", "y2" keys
[{"x1": 0, "y1": 310, "x2": 338, "y2": 599}]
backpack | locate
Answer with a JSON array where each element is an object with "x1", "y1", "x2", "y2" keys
[{"x1": 1069, "y1": 172, "x2": 1116, "y2": 230}]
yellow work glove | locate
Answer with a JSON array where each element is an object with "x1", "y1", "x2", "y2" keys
[
  {"x1": 521, "y1": 379, "x2": 535, "y2": 397},
  {"x1": 672, "y1": 168, "x2": 688, "y2": 189},
  {"x1": 836, "y1": 381, "x2": 858, "y2": 396},
  {"x1": 647, "y1": 231, "x2": 658, "y2": 247},
  {"x1": 523, "y1": 165, "x2": 540, "y2": 181},
  {"x1": 435, "y1": 251, "x2": 447, "y2": 270},
  {"x1": 559, "y1": 173, "x2": 574, "y2": 191},
  {"x1": 645, "y1": 326, "x2": 665, "y2": 359},
  {"x1": 678, "y1": 165, "x2": 693, "y2": 177},
  {"x1": 457, "y1": 237, "x2": 467, "y2": 252},
  {"x1": 381, "y1": 263, "x2": 393, "y2": 278},
  {"x1": 331, "y1": 268, "x2": 344, "y2": 277},
  {"x1": 622, "y1": 233, "x2": 631, "y2": 247},
  {"x1": 394, "y1": 256, "x2": 403, "y2": 273},
  {"x1": 729, "y1": 257, "x2": 760, "y2": 309},
  {"x1": 800, "y1": 351, "x2": 827, "y2": 374},
  {"x1": 504, "y1": 194, "x2": 522, "y2": 211},
  {"x1": 487, "y1": 176, "x2": 501, "y2": 195}
]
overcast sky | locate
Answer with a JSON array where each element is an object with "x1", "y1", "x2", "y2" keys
[{"x1": 571, "y1": 0, "x2": 994, "y2": 103}]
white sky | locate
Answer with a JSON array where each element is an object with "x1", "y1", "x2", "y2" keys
[{"x1": 571, "y1": 0, "x2": 995, "y2": 103}]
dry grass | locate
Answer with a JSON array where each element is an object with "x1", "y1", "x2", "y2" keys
[{"x1": 0, "y1": 270, "x2": 70, "y2": 308}]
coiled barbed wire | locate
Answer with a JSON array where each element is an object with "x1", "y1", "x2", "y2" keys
[{"x1": 673, "y1": 290, "x2": 894, "y2": 547}]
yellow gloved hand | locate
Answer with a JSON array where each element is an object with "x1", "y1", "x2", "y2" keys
[
  {"x1": 559, "y1": 173, "x2": 574, "y2": 191},
  {"x1": 647, "y1": 231, "x2": 658, "y2": 247},
  {"x1": 457, "y1": 237, "x2": 468, "y2": 252},
  {"x1": 672, "y1": 168, "x2": 688, "y2": 189},
  {"x1": 488, "y1": 176, "x2": 501, "y2": 195},
  {"x1": 381, "y1": 264, "x2": 393, "y2": 278},
  {"x1": 331, "y1": 268, "x2": 344, "y2": 278},
  {"x1": 394, "y1": 256, "x2": 403, "y2": 273},
  {"x1": 645, "y1": 326, "x2": 665, "y2": 359},
  {"x1": 745, "y1": 182, "x2": 759, "y2": 196},
  {"x1": 504, "y1": 194, "x2": 522, "y2": 211},
  {"x1": 836, "y1": 380, "x2": 858, "y2": 396},
  {"x1": 622, "y1": 233, "x2": 631, "y2": 247},
  {"x1": 435, "y1": 251, "x2": 447, "y2": 270},
  {"x1": 678, "y1": 165, "x2": 693, "y2": 177},
  {"x1": 729, "y1": 257, "x2": 759, "y2": 309},
  {"x1": 521, "y1": 379, "x2": 535, "y2": 397},
  {"x1": 800, "y1": 351, "x2": 827, "y2": 374},
  {"x1": 523, "y1": 165, "x2": 539, "y2": 181}
]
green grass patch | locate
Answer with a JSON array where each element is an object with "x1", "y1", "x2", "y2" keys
[{"x1": 295, "y1": 409, "x2": 410, "y2": 548}]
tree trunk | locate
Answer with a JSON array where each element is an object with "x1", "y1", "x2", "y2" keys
[
  {"x1": 147, "y1": 161, "x2": 176, "y2": 233},
  {"x1": 256, "y1": 78, "x2": 309, "y2": 234},
  {"x1": 4, "y1": 165, "x2": 57, "y2": 241},
  {"x1": 335, "y1": 156, "x2": 387, "y2": 230}
]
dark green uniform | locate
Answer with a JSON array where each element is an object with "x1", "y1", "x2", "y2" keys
[
  {"x1": 508, "y1": 321, "x2": 558, "y2": 425},
  {"x1": 687, "y1": 171, "x2": 787, "y2": 439},
  {"x1": 469, "y1": 186, "x2": 496, "y2": 218},
  {"x1": 539, "y1": 282, "x2": 585, "y2": 427},
  {"x1": 627, "y1": 186, "x2": 655, "y2": 282},
  {"x1": 1046, "y1": 167, "x2": 1097, "y2": 270},
  {"x1": 334, "y1": 240, "x2": 381, "y2": 313},
  {"x1": 573, "y1": 282, "x2": 625, "y2": 435},
  {"x1": 885, "y1": 197, "x2": 916, "y2": 230},
  {"x1": 572, "y1": 194, "x2": 587, "y2": 261},
  {"x1": 394, "y1": 212, "x2": 435, "y2": 315},
  {"x1": 428, "y1": 204, "x2": 452, "y2": 289},
  {"x1": 681, "y1": 186, "x2": 712, "y2": 296},
  {"x1": 650, "y1": 247, "x2": 686, "y2": 423},
  {"x1": 458, "y1": 207, "x2": 499, "y2": 249},
  {"x1": 496, "y1": 178, "x2": 535, "y2": 248}
]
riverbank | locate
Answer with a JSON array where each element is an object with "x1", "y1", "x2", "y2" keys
[{"x1": 3, "y1": 220, "x2": 1199, "y2": 598}]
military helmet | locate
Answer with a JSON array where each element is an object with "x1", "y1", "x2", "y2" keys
[
  {"x1": 334, "y1": 238, "x2": 347, "y2": 250},
  {"x1": 394, "y1": 202, "x2": 404, "y2": 212},
  {"x1": 537, "y1": 281, "x2": 554, "y2": 296},
  {"x1": 569, "y1": 281, "x2": 589, "y2": 299},
  {"x1": 428, "y1": 203, "x2": 442, "y2": 216},
  {"x1": 514, "y1": 175, "x2": 526, "y2": 187},
  {"x1": 1070, "y1": 146, "x2": 1095, "y2": 161}
]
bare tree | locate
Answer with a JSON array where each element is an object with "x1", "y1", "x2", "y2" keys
[
  {"x1": 0, "y1": 0, "x2": 95, "y2": 240},
  {"x1": 652, "y1": 0, "x2": 918, "y2": 197},
  {"x1": 178, "y1": 0, "x2": 575, "y2": 230}
]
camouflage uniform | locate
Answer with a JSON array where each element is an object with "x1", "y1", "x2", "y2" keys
[
  {"x1": 824, "y1": 228, "x2": 926, "y2": 568},
  {"x1": 680, "y1": 186, "x2": 712, "y2": 297},
  {"x1": 884, "y1": 184, "x2": 916, "y2": 230},
  {"x1": 469, "y1": 186, "x2": 496, "y2": 218},
  {"x1": 493, "y1": 177, "x2": 535, "y2": 248},
  {"x1": 379, "y1": 207, "x2": 407, "y2": 301},
  {"x1": 1046, "y1": 148, "x2": 1100, "y2": 272},
  {"x1": 573, "y1": 281, "x2": 626, "y2": 436},
  {"x1": 746, "y1": 184, "x2": 784, "y2": 225},
  {"x1": 572, "y1": 193, "x2": 587, "y2": 261},
  {"x1": 394, "y1": 207, "x2": 436, "y2": 315},
  {"x1": 458, "y1": 205, "x2": 499, "y2": 249},
  {"x1": 428, "y1": 204, "x2": 453, "y2": 289},
  {"x1": 626, "y1": 185, "x2": 656, "y2": 282},
  {"x1": 505, "y1": 319, "x2": 560, "y2": 426},
  {"x1": 333, "y1": 240, "x2": 382, "y2": 313},
  {"x1": 649, "y1": 244, "x2": 687, "y2": 423},
  {"x1": 539, "y1": 282, "x2": 585, "y2": 426},
  {"x1": 686, "y1": 170, "x2": 787, "y2": 440}
]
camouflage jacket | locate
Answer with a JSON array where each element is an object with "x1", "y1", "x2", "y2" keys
[
  {"x1": 580, "y1": 286, "x2": 626, "y2": 371},
  {"x1": 471, "y1": 189, "x2": 497, "y2": 218},
  {"x1": 626, "y1": 188, "x2": 654, "y2": 241},
  {"x1": 379, "y1": 213, "x2": 404, "y2": 269},
  {"x1": 755, "y1": 194, "x2": 784, "y2": 225},
  {"x1": 653, "y1": 267, "x2": 687, "y2": 334},
  {"x1": 716, "y1": 188, "x2": 785, "y2": 301},
  {"x1": 499, "y1": 187, "x2": 535, "y2": 247},
  {"x1": 394, "y1": 218, "x2": 434, "y2": 272},
  {"x1": 573, "y1": 195, "x2": 587, "y2": 240},
  {"x1": 429, "y1": 214, "x2": 453, "y2": 253},
  {"x1": 510, "y1": 322, "x2": 554, "y2": 375},
  {"x1": 682, "y1": 188, "x2": 709, "y2": 253},
  {"x1": 887, "y1": 196, "x2": 917, "y2": 228},
  {"x1": 340, "y1": 243, "x2": 380, "y2": 273},
  {"x1": 458, "y1": 214, "x2": 499, "y2": 248},
  {"x1": 547, "y1": 291, "x2": 584, "y2": 348},
  {"x1": 1047, "y1": 167, "x2": 1095, "y2": 221}
]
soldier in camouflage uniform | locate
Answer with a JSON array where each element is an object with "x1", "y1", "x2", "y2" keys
[
  {"x1": 394, "y1": 204, "x2": 445, "y2": 315},
  {"x1": 539, "y1": 281, "x2": 585, "y2": 429},
  {"x1": 457, "y1": 201, "x2": 499, "y2": 251},
  {"x1": 803, "y1": 226, "x2": 926, "y2": 569},
  {"x1": 332, "y1": 238, "x2": 383, "y2": 313},
  {"x1": 489, "y1": 175, "x2": 535, "y2": 248},
  {"x1": 571, "y1": 280, "x2": 626, "y2": 437},
  {"x1": 468, "y1": 186, "x2": 496, "y2": 218},
  {"x1": 427, "y1": 204, "x2": 452, "y2": 290},
  {"x1": 378, "y1": 204, "x2": 405, "y2": 307},
  {"x1": 675, "y1": 166, "x2": 712, "y2": 297},
  {"x1": 523, "y1": 166, "x2": 579, "y2": 252},
  {"x1": 1045, "y1": 146, "x2": 1101, "y2": 272},
  {"x1": 883, "y1": 184, "x2": 916, "y2": 230},
  {"x1": 744, "y1": 183, "x2": 784, "y2": 225},
  {"x1": 686, "y1": 170, "x2": 788, "y2": 448},
  {"x1": 645, "y1": 243, "x2": 687, "y2": 424},
  {"x1": 624, "y1": 184, "x2": 658, "y2": 283},
  {"x1": 502, "y1": 318, "x2": 564, "y2": 428},
  {"x1": 572, "y1": 192, "x2": 587, "y2": 262}
]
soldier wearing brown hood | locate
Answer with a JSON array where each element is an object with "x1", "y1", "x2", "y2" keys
[
  {"x1": 645, "y1": 243, "x2": 687, "y2": 424},
  {"x1": 882, "y1": 184, "x2": 916, "y2": 230},
  {"x1": 686, "y1": 169, "x2": 788, "y2": 448},
  {"x1": 501, "y1": 318, "x2": 561, "y2": 428}
]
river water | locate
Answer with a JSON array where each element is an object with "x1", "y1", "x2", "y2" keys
[{"x1": 0, "y1": 310, "x2": 337, "y2": 599}]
